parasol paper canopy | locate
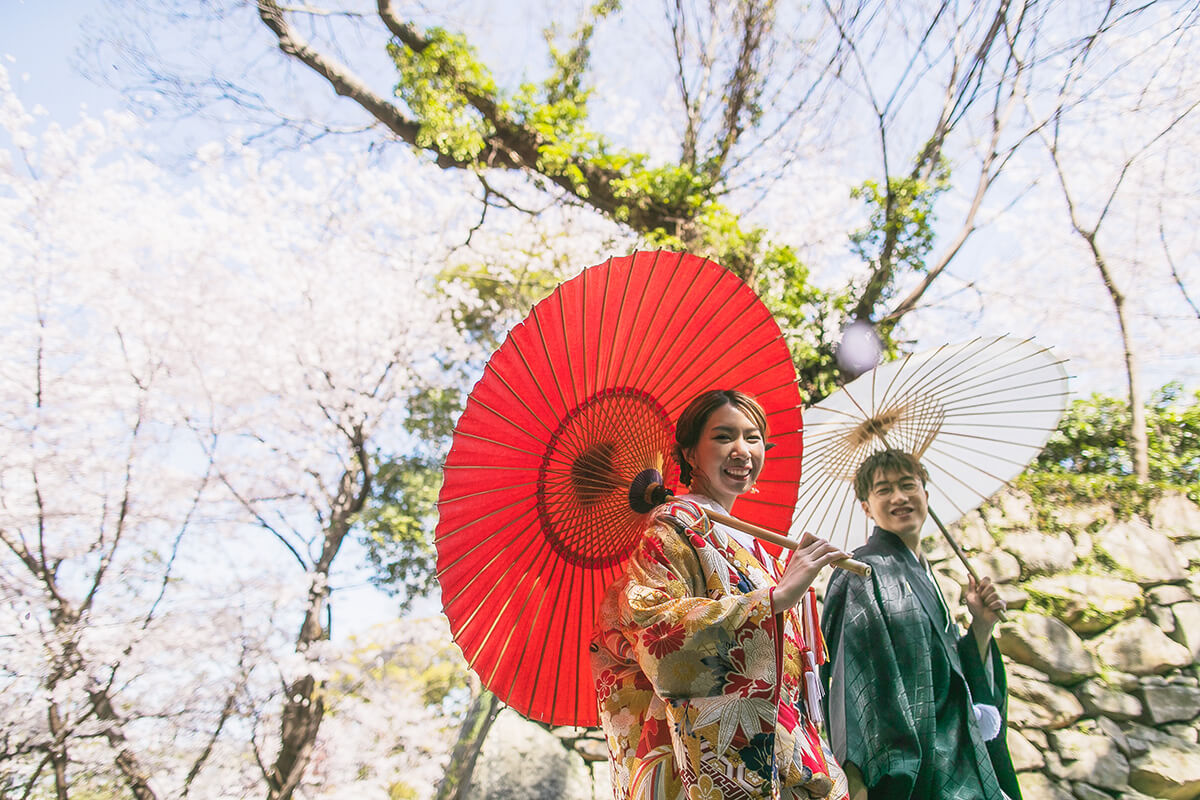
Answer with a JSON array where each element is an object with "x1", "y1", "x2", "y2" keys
[
  {"x1": 791, "y1": 335, "x2": 1070, "y2": 553},
  {"x1": 435, "y1": 250, "x2": 803, "y2": 726}
]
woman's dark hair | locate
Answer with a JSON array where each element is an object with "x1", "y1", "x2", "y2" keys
[
  {"x1": 852, "y1": 448, "x2": 929, "y2": 501},
  {"x1": 673, "y1": 389, "x2": 769, "y2": 485}
]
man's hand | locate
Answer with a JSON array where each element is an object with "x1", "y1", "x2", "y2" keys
[
  {"x1": 771, "y1": 532, "x2": 850, "y2": 612},
  {"x1": 965, "y1": 574, "x2": 1006, "y2": 658}
]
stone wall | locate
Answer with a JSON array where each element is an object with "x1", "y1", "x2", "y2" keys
[
  {"x1": 467, "y1": 490, "x2": 1200, "y2": 800},
  {"x1": 935, "y1": 489, "x2": 1200, "y2": 800}
]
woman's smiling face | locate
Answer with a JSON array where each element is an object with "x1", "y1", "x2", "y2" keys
[{"x1": 684, "y1": 402, "x2": 765, "y2": 510}]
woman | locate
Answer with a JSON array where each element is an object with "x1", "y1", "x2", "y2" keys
[{"x1": 591, "y1": 389, "x2": 851, "y2": 800}]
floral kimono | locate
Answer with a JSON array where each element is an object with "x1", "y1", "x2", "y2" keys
[{"x1": 591, "y1": 500, "x2": 849, "y2": 800}]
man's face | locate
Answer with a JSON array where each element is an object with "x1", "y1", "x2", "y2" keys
[{"x1": 859, "y1": 467, "x2": 929, "y2": 539}]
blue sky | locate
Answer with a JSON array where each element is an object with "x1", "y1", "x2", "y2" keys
[{"x1": 3, "y1": 1, "x2": 125, "y2": 121}]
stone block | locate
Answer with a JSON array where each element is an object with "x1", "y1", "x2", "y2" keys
[
  {"x1": 466, "y1": 709, "x2": 607, "y2": 800},
  {"x1": 1165, "y1": 723, "x2": 1200, "y2": 745},
  {"x1": 1008, "y1": 727, "x2": 1044, "y2": 771},
  {"x1": 921, "y1": 533, "x2": 955, "y2": 564},
  {"x1": 1075, "y1": 678, "x2": 1143, "y2": 720},
  {"x1": 1092, "y1": 618, "x2": 1195, "y2": 675},
  {"x1": 1006, "y1": 531, "x2": 1078, "y2": 577},
  {"x1": 950, "y1": 510, "x2": 998, "y2": 552},
  {"x1": 1019, "y1": 771, "x2": 1075, "y2": 800},
  {"x1": 1025, "y1": 574, "x2": 1144, "y2": 634},
  {"x1": 1151, "y1": 604, "x2": 1178, "y2": 634},
  {"x1": 1174, "y1": 602, "x2": 1200, "y2": 661},
  {"x1": 1049, "y1": 727, "x2": 1130, "y2": 790},
  {"x1": 1072, "y1": 783, "x2": 1114, "y2": 800},
  {"x1": 983, "y1": 489, "x2": 1037, "y2": 529},
  {"x1": 1009, "y1": 672, "x2": 1085, "y2": 729},
  {"x1": 1129, "y1": 736, "x2": 1200, "y2": 800},
  {"x1": 1110, "y1": 671, "x2": 1142, "y2": 691},
  {"x1": 1116, "y1": 790, "x2": 1157, "y2": 800},
  {"x1": 1022, "y1": 726, "x2": 1049, "y2": 749},
  {"x1": 976, "y1": 549, "x2": 1022, "y2": 583},
  {"x1": 1010, "y1": 662, "x2": 1053, "y2": 681},
  {"x1": 1180, "y1": 540, "x2": 1200, "y2": 568},
  {"x1": 1094, "y1": 519, "x2": 1187, "y2": 585},
  {"x1": 1150, "y1": 491, "x2": 1200, "y2": 541},
  {"x1": 1138, "y1": 682, "x2": 1200, "y2": 725},
  {"x1": 1097, "y1": 715, "x2": 1132, "y2": 756},
  {"x1": 1121, "y1": 721, "x2": 1179, "y2": 759},
  {"x1": 997, "y1": 583, "x2": 1030, "y2": 610},
  {"x1": 1053, "y1": 502, "x2": 1115, "y2": 531},
  {"x1": 1073, "y1": 530, "x2": 1094, "y2": 561},
  {"x1": 574, "y1": 737, "x2": 609, "y2": 762},
  {"x1": 933, "y1": 570, "x2": 962, "y2": 611},
  {"x1": 998, "y1": 613, "x2": 1100, "y2": 685},
  {"x1": 1148, "y1": 585, "x2": 1193, "y2": 606}
]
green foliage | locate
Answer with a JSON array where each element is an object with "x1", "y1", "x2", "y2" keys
[
  {"x1": 1035, "y1": 383, "x2": 1200, "y2": 487},
  {"x1": 849, "y1": 158, "x2": 951, "y2": 298},
  {"x1": 404, "y1": 385, "x2": 465, "y2": 445},
  {"x1": 755, "y1": 244, "x2": 851, "y2": 402},
  {"x1": 437, "y1": 259, "x2": 564, "y2": 352},
  {"x1": 357, "y1": 455, "x2": 443, "y2": 611},
  {"x1": 389, "y1": 28, "x2": 498, "y2": 161},
  {"x1": 1018, "y1": 383, "x2": 1200, "y2": 527},
  {"x1": 383, "y1": 12, "x2": 861, "y2": 403},
  {"x1": 1016, "y1": 472, "x2": 1163, "y2": 525},
  {"x1": 544, "y1": 0, "x2": 621, "y2": 104},
  {"x1": 389, "y1": 783, "x2": 420, "y2": 800},
  {"x1": 326, "y1": 618, "x2": 471, "y2": 718}
]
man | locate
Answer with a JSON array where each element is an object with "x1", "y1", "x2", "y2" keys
[{"x1": 819, "y1": 449, "x2": 1021, "y2": 800}]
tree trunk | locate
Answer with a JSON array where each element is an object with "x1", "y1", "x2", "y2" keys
[
  {"x1": 267, "y1": 674, "x2": 325, "y2": 800},
  {"x1": 266, "y1": 457, "x2": 367, "y2": 800},
  {"x1": 1087, "y1": 234, "x2": 1149, "y2": 480},
  {"x1": 47, "y1": 703, "x2": 68, "y2": 800},
  {"x1": 435, "y1": 689, "x2": 502, "y2": 800}
]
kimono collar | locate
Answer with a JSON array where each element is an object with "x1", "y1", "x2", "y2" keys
[
  {"x1": 871, "y1": 527, "x2": 956, "y2": 640},
  {"x1": 870, "y1": 527, "x2": 919, "y2": 560},
  {"x1": 676, "y1": 493, "x2": 758, "y2": 552}
]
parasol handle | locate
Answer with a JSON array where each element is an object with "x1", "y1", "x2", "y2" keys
[
  {"x1": 627, "y1": 470, "x2": 870, "y2": 577},
  {"x1": 704, "y1": 509, "x2": 872, "y2": 578},
  {"x1": 927, "y1": 507, "x2": 1007, "y2": 622}
]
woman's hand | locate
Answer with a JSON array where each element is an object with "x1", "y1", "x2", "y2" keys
[{"x1": 771, "y1": 532, "x2": 850, "y2": 612}]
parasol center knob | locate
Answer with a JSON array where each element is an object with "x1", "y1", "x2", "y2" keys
[{"x1": 570, "y1": 442, "x2": 621, "y2": 507}]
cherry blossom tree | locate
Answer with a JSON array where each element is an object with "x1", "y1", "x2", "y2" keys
[{"x1": 0, "y1": 62, "x2": 504, "y2": 798}]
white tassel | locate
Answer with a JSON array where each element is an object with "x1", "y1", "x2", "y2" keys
[
  {"x1": 973, "y1": 703, "x2": 1002, "y2": 741},
  {"x1": 804, "y1": 650, "x2": 824, "y2": 726}
]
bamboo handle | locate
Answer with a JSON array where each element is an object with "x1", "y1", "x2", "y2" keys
[
  {"x1": 928, "y1": 508, "x2": 1007, "y2": 622},
  {"x1": 706, "y1": 509, "x2": 872, "y2": 577}
]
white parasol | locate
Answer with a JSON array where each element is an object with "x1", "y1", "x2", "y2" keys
[{"x1": 791, "y1": 335, "x2": 1070, "y2": 561}]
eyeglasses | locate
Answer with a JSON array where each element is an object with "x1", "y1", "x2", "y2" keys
[{"x1": 868, "y1": 479, "x2": 922, "y2": 498}]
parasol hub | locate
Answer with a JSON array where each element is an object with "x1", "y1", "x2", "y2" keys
[
  {"x1": 849, "y1": 408, "x2": 904, "y2": 448},
  {"x1": 536, "y1": 386, "x2": 675, "y2": 568}
]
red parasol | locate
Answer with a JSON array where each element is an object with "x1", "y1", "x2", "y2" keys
[{"x1": 434, "y1": 250, "x2": 803, "y2": 726}]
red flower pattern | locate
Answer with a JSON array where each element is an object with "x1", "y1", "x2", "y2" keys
[{"x1": 643, "y1": 621, "x2": 685, "y2": 658}]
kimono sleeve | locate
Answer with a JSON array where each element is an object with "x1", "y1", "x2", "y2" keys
[
  {"x1": 615, "y1": 522, "x2": 778, "y2": 701},
  {"x1": 820, "y1": 570, "x2": 923, "y2": 798},
  {"x1": 957, "y1": 634, "x2": 1023, "y2": 800}
]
